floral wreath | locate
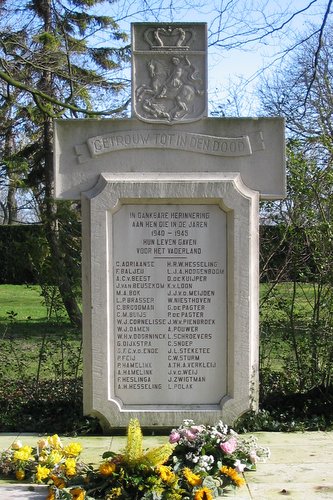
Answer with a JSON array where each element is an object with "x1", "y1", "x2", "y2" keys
[{"x1": 0, "y1": 419, "x2": 270, "y2": 499}]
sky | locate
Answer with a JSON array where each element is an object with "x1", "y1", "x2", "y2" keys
[{"x1": 102, "y1": 0, "x2": 330, "y2": 115}]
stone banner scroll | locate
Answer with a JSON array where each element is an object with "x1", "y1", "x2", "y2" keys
[
  {"x1": 82, "y1": 172, "x2": 259, "y2": 430},
  {"x1": 86, "y1": 131, "x2": 252, "y2": 158}
]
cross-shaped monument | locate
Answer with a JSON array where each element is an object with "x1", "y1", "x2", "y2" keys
[{"x1": 54, "y1": 23, "x2": 285, "y2": 431}]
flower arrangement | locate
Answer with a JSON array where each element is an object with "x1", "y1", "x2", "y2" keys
[
  {"x1": 0, "y1": 433, "x2": 86, "y2": 496},
  {"x1": 168, "y1": 419, "x2": 270, "y2": 497},
  {"x1": 0, "y1": 419, "x2": 270, "y2": 499}
]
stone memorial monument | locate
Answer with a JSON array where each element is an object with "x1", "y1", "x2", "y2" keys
[{"x1": 54, "y1": 23, "x2": 285, "y2": 431}]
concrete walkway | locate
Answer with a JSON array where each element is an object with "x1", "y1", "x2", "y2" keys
[{"x1": 0, "y1": 431, "x2": 333, "y2": 499}]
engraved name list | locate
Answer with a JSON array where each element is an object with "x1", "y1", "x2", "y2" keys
[{"x1": 112, "y1": 204, "x2": 227, "y2": 406}]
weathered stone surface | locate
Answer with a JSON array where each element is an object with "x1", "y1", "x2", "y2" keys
[
  {"x1": 54, "y1": 116, "x2": 285, "y2": 200},
  {"x1": 0, "y1": 485, "x2": 48, "y2": 499}
]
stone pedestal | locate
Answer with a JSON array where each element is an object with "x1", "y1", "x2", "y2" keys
[{"x1": 81, "y1": 172, "x2": 259, "y2": 430}]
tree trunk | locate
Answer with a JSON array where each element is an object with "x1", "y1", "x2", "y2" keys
[
  {"x1": 42, "y1": 118, "x2": 82, "y2": 328},
  {"x1": 39, "y1": 0, "x2": 82, "y2": 328},
  {"x1": 4, "y1": 127, "x2": 18, "y2": 225}
]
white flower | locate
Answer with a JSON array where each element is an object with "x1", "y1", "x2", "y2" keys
[
  {"x1": 37, "y1": 439, "x2": 48, "y2": 454},
  {"x1": 234, "y1": 459, "x2": 246, "y2": 472},
  {"x1": 183, "y1": 419, "x2": 195, "y2": 426},
  {"x1": 186, "y1": 452, "x2": 199, "y2": 463},
  {"x1": 249, "y1": 451, "x2": 259, "y2": 464},
  {"x1": 198, "y1": 454, "x2": 214, "y2": 471},
  {"x1": 216, "y1": 421, "x2": 229, "y2": 434}
]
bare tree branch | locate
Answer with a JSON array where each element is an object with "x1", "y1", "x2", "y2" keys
[
  {"x1": 303, "y1": 0, "x2": 333, "y2": 105},
  {"x1": 209, "y1": 0, "x2": 319, "y2": 48}
]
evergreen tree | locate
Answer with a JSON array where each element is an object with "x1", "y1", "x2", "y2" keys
[{"x1": 0, "y1": 0, "x2": 130, "y2": 326}]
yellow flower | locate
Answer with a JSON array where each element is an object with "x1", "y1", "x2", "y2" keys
[
  {"x1": 64, "y1": 442, "x2": 83, "y2": 457},
  {"x1": 183, "y1": 467, "x2": 202, "y2": 486},
  {"x1": 220, "y1": 465, "x2": 245, "y2": 487},
  {"x1": 233, "y1": 475, "x2": 246, "y2": 487},
  {"x1": 36, "y1": 464, "x2": 51, "y2": 483},
  {"x1": 99, "y1": 461, "x2": 116, "y2": 477},
  {"x1": 48, "y1": 450, "x2": 63, "y2": 465},
  {"x1": 157, "y1": 465, "x2": 176, "y2": 484},
  {"x1": 194, "y1": 487, "x2": 214, "y2": 500},
  {"x1": 142, "y1": 443, "x2": 174, "y2": 467},
  {"x1": 48, "y1": 434, "x2": 62, "y2": 449},
  {"x1": 65, "y1": 457, "x2": 77, "y2": 477},
  {"x1": 70, "y1": 487, "x2": 85, "y2": 499},
  {"x1": 14, "y1": 446, "x2": 33, "y2": 462},
  {"x1": 124, "y1": 418, "x2": 143, "y2": 464},
  {"x1": 15, "y1": 469, "x2": 25, "y2": 480}
]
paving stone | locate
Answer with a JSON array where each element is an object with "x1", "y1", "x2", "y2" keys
[
  {"x1": 248, "y1": 482, "x2": 333, "y2": 499},
  {"x1": 0, "y1": 484, "x2": 48, "y2": 499}
]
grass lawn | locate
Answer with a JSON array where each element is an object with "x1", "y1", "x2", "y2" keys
[
  {"x1": 260, "y1": 281, "x2": 320, "y2": 319},
  {"x1": 0, "y1": 284, "x2": 49, "y2": 321},
  {"x1": 0, "y1": 284, "x2": 79, "y2": 335},
  {"x1": 0, "y1": 284, "x2": 81, "y2": 381}
]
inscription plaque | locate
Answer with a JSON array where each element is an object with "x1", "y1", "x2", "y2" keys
[{"x1": 112, "y1": 204, "x2": 227, "y2": 406}]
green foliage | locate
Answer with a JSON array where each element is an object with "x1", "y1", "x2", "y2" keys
[
  {"x1": 0, "y1": 284, "x2": 94, "y2": 433},
  {"x1": 34, "y1": 32, "x2": 61, "y2": 49},
  {"x1": 258, "y1": 57, "x2": 333, "y2": 428},
  {"x1": 260, "y1": 137, "x2": 333, "y2": 396},
  {"x1": 0, "y1": 378, "x2": 101, "y2": 434},
  {"x1": 0, "y1": 228, "x2": 46, "y2": 284},
  {"x1": 0, "y1": 0, "x2": 130, "y2": 326},
  {"x1": 0, "y1": 0, "x2": 130, "y2": 118}
]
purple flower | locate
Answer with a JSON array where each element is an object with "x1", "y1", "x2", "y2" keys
[{"x1": 220, "y1": 436, "x2": 237, "y2": 454}]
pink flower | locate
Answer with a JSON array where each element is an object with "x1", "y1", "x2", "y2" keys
[
  {"x1": 184, "y1": 429, "x2": 197, "y2": 441},
  {"x1": 169, "y1": 431, "x2": 181, "y2": 444},
  {"x1": 190, "y1": 425, "x2": 204, "y2": 433},
  {"x1": 220, "y1": 437, "x2": 237, "y2": 454}
]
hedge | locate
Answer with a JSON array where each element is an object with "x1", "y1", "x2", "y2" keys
[{"x1": 0, "y1": 224, "x2": 45, "y2": 284}]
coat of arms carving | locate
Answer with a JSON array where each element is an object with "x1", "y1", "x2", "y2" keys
[{"x1": 132, "y1": 23, "x2": 207, "y2": 124}]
